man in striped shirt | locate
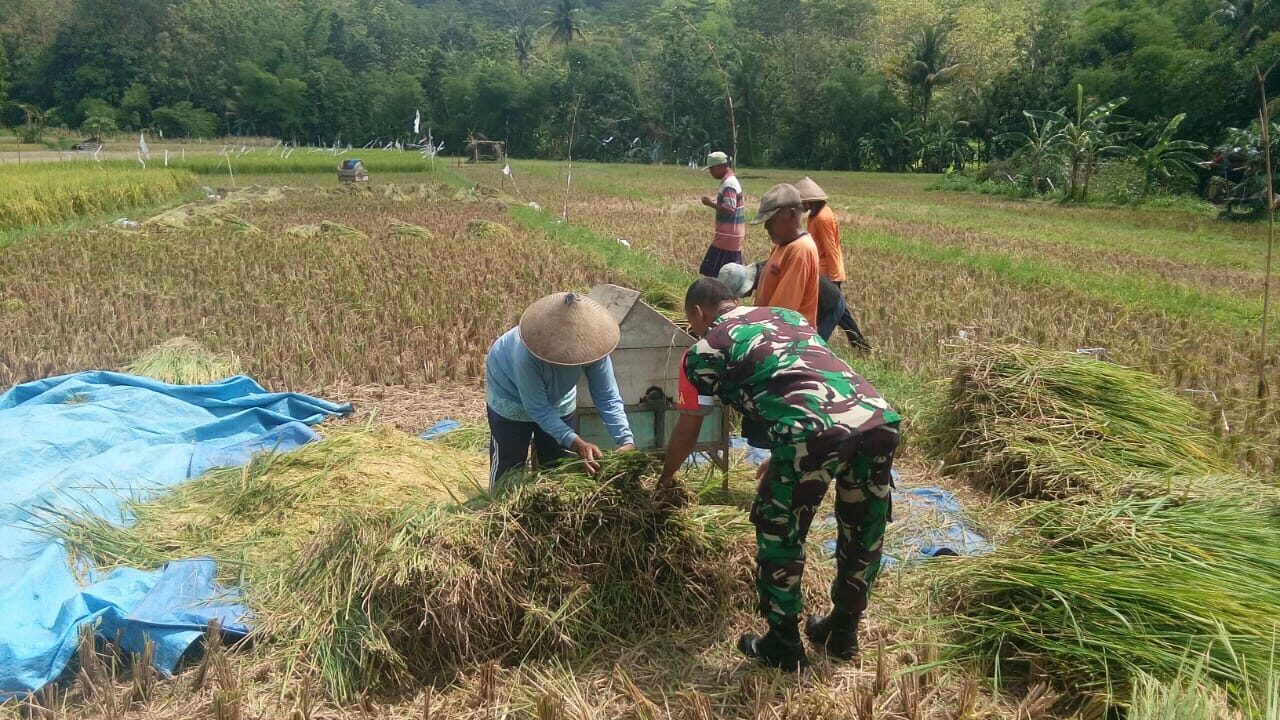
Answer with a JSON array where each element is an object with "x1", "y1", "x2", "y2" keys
[{"x1": 698, "y1": 151, "x2": 746, "y2": 277}]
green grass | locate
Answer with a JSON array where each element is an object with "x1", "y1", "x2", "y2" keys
[
  {"x1": 174, "y1": 148, "x2": 438, "y2": 176},
  {"x1": 846, "y1": 229, "x2": 1265, "y2": 329},
  {"x1": 866, "y1": 192, "x2": 1265, "y2": 273}
]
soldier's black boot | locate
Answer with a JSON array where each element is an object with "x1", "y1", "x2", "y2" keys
[
  {"x1": 805, "y1": 609, "x2": 860, "y2": 660},
  {"x1": 737, "y1": 619, "x2": 808, "y2": 671}
]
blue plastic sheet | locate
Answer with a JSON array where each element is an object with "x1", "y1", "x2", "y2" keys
[
  {"x1": 0, "y1": 371, "x2": 350, "y2": 697},
  {"x1": 821, "y1": 481, "x2": 993, "y2": 566},
  {"x1": 419, "y1": 419, "x2": 463, "y2": 441},
  {"x1": 687, "y1": 436, "x2": 771, "y2": 468}
]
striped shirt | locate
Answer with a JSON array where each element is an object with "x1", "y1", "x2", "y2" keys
[{"x1": 712, "y1": 174, "x2": 745, "y2": 252}]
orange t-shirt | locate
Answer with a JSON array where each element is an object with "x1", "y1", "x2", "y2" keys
[
  {"x1": 808, "y1": 205, "x2": 845, "y2": 282},
  {"x1": 756, "y1": 233, "x2": 820, "y2": 328}
]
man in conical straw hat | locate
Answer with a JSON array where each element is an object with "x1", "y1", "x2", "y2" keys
[
  {"x1": 485, "y1": 292, "x2": 635, "y2": 491},
  {"x1": 794, "y1": 176, "x2": 871, "y2": 351}
]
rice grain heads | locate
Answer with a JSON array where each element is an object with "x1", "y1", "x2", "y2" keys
[{"x1": 927, "y1": 342, "x2": 1243, "y2": 500}]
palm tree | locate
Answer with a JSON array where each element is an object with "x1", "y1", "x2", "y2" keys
[
  {"x1": 543, "y1": 0, "x2": 584, "y2": 45},
  {"x1": 896, "y1": 24, "x2": 965, "y2": 126},
  {"x1": 513, "y1": 25, "x2": 535, "y2": 66}
]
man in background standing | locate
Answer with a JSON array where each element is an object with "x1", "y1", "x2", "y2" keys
[
  {"x1": 796, "y1": 177, "x2": 871, "y2": 350},
  {"x1": 699, "y1": 151, "x2": 746, "y2": 277}
]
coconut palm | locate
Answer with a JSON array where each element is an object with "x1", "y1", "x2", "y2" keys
[
  {"x1": 895, "y1": 24, "x2": 965, "y2": 126},
  {"x1": 543, "y1": 0, "x2": 585, "y2": 45}
]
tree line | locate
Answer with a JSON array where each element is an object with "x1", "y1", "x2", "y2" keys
[{"x1": 0, "y1": 0, "x2": 1276, "y2": 179}]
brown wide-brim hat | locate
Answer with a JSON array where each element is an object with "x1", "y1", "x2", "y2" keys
[
  {"x1": 795, "y1": 177, "x2": 828, "y2": 202},
  {"x1": 519, "y1": 292, "x2": 621, "y2": 366}
]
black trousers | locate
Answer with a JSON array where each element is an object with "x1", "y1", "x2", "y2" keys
[
  {"x1": 487, "y1": 406, "x2": 576, "y2": 492},
  {"x1": 833, "y1": 281, "x2": 871, "y2": 350}
]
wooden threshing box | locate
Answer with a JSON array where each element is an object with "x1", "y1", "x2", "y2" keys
[
  {"x1": 575, "y1": 284, "x2": 731, "y2": 474},
  {"x1": 338, "y1": 159, "x2": 368, "y2": 183}
]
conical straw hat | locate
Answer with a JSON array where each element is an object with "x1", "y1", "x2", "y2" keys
[
  {"x1": 519, "y1": 292, "x2": 621, "y2": 366},
  {"x1": 795, "y1": 177, "x2": 828, "y2": 202}
]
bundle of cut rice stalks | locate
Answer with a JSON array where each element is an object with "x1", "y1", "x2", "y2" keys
[
  {"x1": 927, "y1": 343, "x2": 1245, "y2": 500},
  {"x1": 940, "y1": 496, "x2": 1280, "y2": 713},
  {"x1": 123, "y1": 337, "x2": 242, "y2": 385},
  {"x1": 53, "y1": 438, "x2": 752, "y2": 701}
]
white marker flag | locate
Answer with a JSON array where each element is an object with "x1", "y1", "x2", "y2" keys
[
  {"x1": 413, "y1": 109, "x2": 421, "y2": 136},
  {"x1": 502, "y1": 163, "x2": 512, "y2": 177}
]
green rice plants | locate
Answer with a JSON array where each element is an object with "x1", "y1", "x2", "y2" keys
[
  {"x1": 123, "y1": 337, "x2": 242, "y2": 385},
  {"x1": 925, "y1": 342, "x2": 1245, "y2": 500},
  {"x1": 0, "y1": 165, "x2": 196, "y2": 230}
]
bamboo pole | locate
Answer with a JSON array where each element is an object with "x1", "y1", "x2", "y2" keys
[{"x1": 1257, "y1": 65, "x2": 1276, "y2": 405}]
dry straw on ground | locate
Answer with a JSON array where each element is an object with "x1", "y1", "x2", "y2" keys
[{"x1": 50, "y1": 444, "x2": 753, "y2": 703}]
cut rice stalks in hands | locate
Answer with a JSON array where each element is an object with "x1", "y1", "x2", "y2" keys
[
  {"x1": 49, "y1": 440, "x2": 752, "y2": 702},
  {"x1": 123, "y1": 337, "x2": 242, "y2": 385},
  {"x1": 926, "y1": 342, "x2": 1249, "y2": 500}
]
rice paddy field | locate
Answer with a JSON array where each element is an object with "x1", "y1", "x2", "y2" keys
[{"x1": 1, "y1": 153, "x2": 1277, "y2": 720}]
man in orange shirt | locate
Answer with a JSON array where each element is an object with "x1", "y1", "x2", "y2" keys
[
  {"x1": 795, "y1": 177, "x2": 844, "y2": 282},
  {"x1": 752, "y1": 183, "x2": 819, "y2": 328},
  {"x1": 795, "y1": 177, "x2": 871, "y2": 351}
]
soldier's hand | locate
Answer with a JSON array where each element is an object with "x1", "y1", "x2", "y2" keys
[{"x1": 755, "y1": 458, "x2": 771, "y2": 493}]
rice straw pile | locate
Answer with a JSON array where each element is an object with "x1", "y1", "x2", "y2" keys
[
  {"x1": 51, "y1": 425, "x2": 483, "y2": 579},
  {"x1": 123, "y1": 337, "x2": 243, "y2": 385},
  {"x1": 930, "y1": 343, "x2": 1280, "y2": 713},
  {"x1": 52, "y1": 439, "x2": 752, "y2": 701},
  {"x1": 940, "y1": 497, "x2": 1280, "y2": 707},
  {"x1": 928, "y1": 343, "x2": 1242, "y2": 500}
]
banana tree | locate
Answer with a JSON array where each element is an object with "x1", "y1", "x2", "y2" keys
[
  {"x1": 1061, "y1": 85, "x2": 1129, "y2": 202},
  {"x1": 1131, "y1": 113, "x2": 1208, "y2": 197},
  {"x1": 998, "y1": 109, "x2": 1068, "y2": 194}
]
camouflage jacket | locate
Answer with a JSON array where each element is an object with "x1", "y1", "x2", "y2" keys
[{"x1": 682, "y1": 305, "x2": 900, "y2": 466}]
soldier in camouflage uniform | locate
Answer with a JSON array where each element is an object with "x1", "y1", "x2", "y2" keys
[{"x1": 658, "y1": 279, "x2": 901, "y2": 670}]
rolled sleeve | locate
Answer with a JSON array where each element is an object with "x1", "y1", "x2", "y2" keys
[
  {"x1": 585, "y1": 357, "x2": 635, "y2": 447},
  {"x1": 513, "y1": 357, "x2": 579, "y2": 448}
]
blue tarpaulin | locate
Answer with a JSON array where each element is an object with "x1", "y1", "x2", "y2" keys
[
  {"x1": 821, "y1": 483, "x2": 993, "y2": 566},
  {"x1": 0, "y1": 371, "x2": 350, "y2": 697}
]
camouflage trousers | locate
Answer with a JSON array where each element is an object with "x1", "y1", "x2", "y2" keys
[{"x1": 749, "y1": 424, "x2": 899, "y2": 628}]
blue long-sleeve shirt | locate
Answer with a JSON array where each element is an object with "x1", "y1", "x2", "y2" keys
[{"x1": 485, "y1": 328, "x2": 634, "y2": 449}]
